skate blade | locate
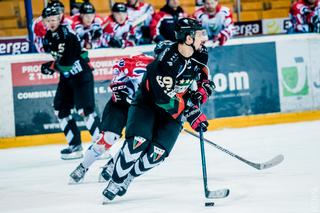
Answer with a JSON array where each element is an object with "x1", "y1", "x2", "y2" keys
[
  {"x1": 68, "y1": 177, "x2": 84, "y2": 185},
  {"x1": 98, "y1": 174, "x2": 108, "y2": 183},
  {"x1": 61, "y1": 152, "x2": 83, "y2": 160},
  {"x1": 102, "y1": 197, "x2": 113, "y2": 205}
]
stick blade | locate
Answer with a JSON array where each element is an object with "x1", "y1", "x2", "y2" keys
[
  {"x1": 259, "y1": 154, "x2": 284, "y2": 170},
  {"x1": 206, "y1": 188, "x2": 230, "y2": 199}
]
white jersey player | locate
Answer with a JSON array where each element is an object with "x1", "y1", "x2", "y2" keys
[
  {"x1": 126, "y1": 0, "x2": 154, "y2": 44},
  {"x1": 193, "y1": 0, "x2": 234, "y2": 46}
]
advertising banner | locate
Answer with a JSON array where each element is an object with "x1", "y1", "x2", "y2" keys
[
  {"x1": 262, "y1": 18, "x2": 291, "y2": 35},
  {"x1": 276, "y1": 40, "x2": 314, "y2": 112},
  {"x1": 11, "y1": 56, "x2": 126, "y2": 136},
  {"x1": 234, "y1": 21, "x2": 263, "y2": 37},
  {"x1": 206, "y1": 42, "x2": 280, "y2": 118},
  {"x1": 308, "y1": 39, "x2": 320, "y2": 109},
  {"x1": 0, "y1": 37, "x2": 30, "y2": 55}
]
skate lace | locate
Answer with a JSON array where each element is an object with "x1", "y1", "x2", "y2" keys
[
  {"x1": 108, "y1": 181, "x2": 121, "y2": 194},
  {"x1": 122, "y1": 174, "x2": 134, "y2": 190},
  {"x1": 106, "y1": 161, "x2": 114, "y2": 175},
  {"x1": 74, "y1": 165, "x2": 86, "y2": 177}
]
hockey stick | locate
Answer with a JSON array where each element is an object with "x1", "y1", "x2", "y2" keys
[
  {"x1": 197, "y1": 102, "x2": 230, "y2": 201},
  {"x1": 198, "y1": 126, "x2": 230, "y2": 201},
  {"x1": 184, "y1": 129, "x2": 284, "y2": 170}
]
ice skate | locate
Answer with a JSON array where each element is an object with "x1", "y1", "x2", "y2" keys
[
  {"x1": 102, "y1": 174, "x2": 134, "y2": 203},
  {"x1": 117, "y1": 174, "x2": 134, "y2": 196},
  {"x1": 69, "y1": 163, "x2": 88, "y2": 184},
  {"x1": 102, "y1": 180, "x2": 121, "y2": 203},
  {"x1": 99, "y1": 159, "x2": 114, "y2": 182},
  {"x1": 61, "y1": 144, "x2": 83, "y2": 160}
]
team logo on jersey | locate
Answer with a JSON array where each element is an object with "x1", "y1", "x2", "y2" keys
[
  {"x1": 167, "y1": 53, "x2": 178, "y2": 66},
  {"x1": 152, "y1": 146, "x2": 165, "y2": 162},
  {"x1": 133, "y1": 136, "x2": 146, "y2": 150}
]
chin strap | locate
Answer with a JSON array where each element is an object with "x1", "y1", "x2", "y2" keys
[{"x1": 184, "y1": 37, "x2": 196, "y2": 52}]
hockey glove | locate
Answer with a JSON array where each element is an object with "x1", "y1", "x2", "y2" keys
[
  {"x1": 110, "y1": 82, "x2": 129, "y2": 104},
  {"x1": 214, "y1": 33, "x2": 227, "y2": 46},
  {"x1": 191, "y1": 79, "x2": 215, "y2": 104},
  {"x1": 184, "y1": 105, "x2": 208, "y2": 132},
  {"x1": 41, "y1": 61, "x2": 55, "y2": 75},
  {"x1": 91, "y1": 24, "x2": 102, "y2": 40}
]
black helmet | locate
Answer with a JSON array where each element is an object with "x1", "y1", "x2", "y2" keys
[
  {"x1": 42, "y1": 6, "x2": 60, "y2": 18},
  {"x1": 47, "y1": 1, "x2": 64, "y2": 13},
  {"x1": 112, "y1": 3, "x2": 127, "y2": 13},
  {"x1": 79, "y1": 2, "x2": 96, "y2": 14},
  {"x1": 175, "y1": 18, "x2": 203, "y2": 43}
]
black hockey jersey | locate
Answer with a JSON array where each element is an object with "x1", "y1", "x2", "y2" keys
[
  {"x1": 43, "y1": 25, "x2": 92, "y2": 78},
  {"x1": 144, "y1": 41, "x2": 209, "y2": 119}
]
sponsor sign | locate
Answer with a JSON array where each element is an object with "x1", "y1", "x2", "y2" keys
[
  {"x1": 234, "y1": 21, "x2": 263, "y2": 37},
  {"x1": 306, "y1": 39, "x2": 320, "y2": 110},
  {"x1": 276, "y1": 40, "x2": 314, "y2": 112},
  {"x1": 0, "y1": 37, "x2": 30, "y2": 55},
  {"x1": 11, "y1": 55, "x2": 126, "y2": 136},
  {"x1": 262, "y1": 18, "x2": 291, "y2": 35},
  {"x1": 206, "y1": 42, "x2": 280, "y2": 118}
]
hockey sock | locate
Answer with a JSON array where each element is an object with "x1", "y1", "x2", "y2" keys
[
  {"x1": 82, "y1": 131, "x2": 120, "y2": 168},
  {"x1": 83, "y1": 112, "x2": 100, "y2": 141},
  {"x1": 58, "y1": 116, "x2": 81, "y2": 146},
  {"x1": 130, "y1": 144, "x2": 166, "y2": 178},
  {"x1": 112, "y1": 136, "x2": 149, "y2": 184}
]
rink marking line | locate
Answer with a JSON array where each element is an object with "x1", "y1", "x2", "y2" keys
[{"x1": 1, "y1": 110, "x2": 320, "y2": 149}]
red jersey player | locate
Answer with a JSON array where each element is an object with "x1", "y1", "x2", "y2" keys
[
  {"x1": 102, "y1": 3, "x2": 138, "y2": 48},
  {"x1": 193, "y1": 0, "x2": 234, "y2": 46},
  {"x1": 290, "y1": 0, "x2": 320, "y2": 33},
  {"x1": 71, "y1": 2, "x2": 104, "y2": 49}
]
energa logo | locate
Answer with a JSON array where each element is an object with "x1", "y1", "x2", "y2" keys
[{"x1": 281, "y1": 57, "x2": 308, "y2": 97}]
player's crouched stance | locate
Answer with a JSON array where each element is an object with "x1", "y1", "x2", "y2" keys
[
  {"x1": 41, "y1": 7, "x2": 100, "y2": 160},
  {"x1": 69, "y1": 54, "x2": 154, "y2": 183},
  {"x1": 102, "y1": 18, "x2": 215, "y2": 202}
]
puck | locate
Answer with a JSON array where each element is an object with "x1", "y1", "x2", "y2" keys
[{"x1": 205, "y1": 202, "x2": 215, "y2": 207}]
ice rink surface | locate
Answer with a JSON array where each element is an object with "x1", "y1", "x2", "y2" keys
[{"x1": 1, "y1": 121, "x2": 319, "y2": 213}]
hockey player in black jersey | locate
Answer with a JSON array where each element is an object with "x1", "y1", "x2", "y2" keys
[
  {"x1": 41, "y1": 6, "x2": 100, "y2": 160},
  {"x1": 102, "y1": 18, "x2": 215, "y2": 201}
]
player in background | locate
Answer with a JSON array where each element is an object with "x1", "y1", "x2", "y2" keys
[
  {"x1": 71, "y1": 2, "x2": 104, "y2": 49},
  {"x1": 193, "y1": 0, "x2": 234, "y2": 46},
  {"x1": 102, "y1": 3, "x2": 138, "y2": 48},
  {"x1": 150, "y1": 0, "x2": 188, "y2": 43},
  {"x1": 126, "y1": 0, "x2": 155, "y2": 44},
  {"x1": 102, "y1": 18, "x2": 215, "y2": 201},
  {"x1": 289, "y1": 0, "x2": 320, "y2": 33},
  {"x1": 69, "y1": 54, "x2": 154, "y2": 183},
  {"x1": 32, "y1": 1, "x2": 72, "y2": 53},
  {"x1": 40, "y1": 6, "x2": 100, "y2": 160},
  {"x1": 70, "y1": 0, "x2": 86, "y2": 15}
]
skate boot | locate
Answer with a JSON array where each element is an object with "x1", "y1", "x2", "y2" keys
[
  {"x1": 69, "y1": 163, "x2": 88, "y2": 184},
  {"x1": 102, "y1": 174, "x2": 134, "y2": 202},
  {"x1": 102, "y1": 180, "x2": 121, "y2": 202},
  {"x1": 99, "y1": 159, "x2": 115, "y2": 182},
  {"x1": 61, "y1": 144, "x2": 83, "y2": 160},
  {"x1": 117, "y1": 174, "x2": 134, "y2": 196}
]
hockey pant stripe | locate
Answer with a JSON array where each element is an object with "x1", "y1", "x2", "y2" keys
[
  {"x1": 131, "y1": 144, "x2": 166, "y2": 177},
  {"x1": 112, "y1": 136, "x2": 149, "y2": 183},
  {"x1": 84, "y1": 112, "x2": 100, "y2": 140},
  {"x1": 58, "y1": 116, "x2": 81, "y2": 146}
]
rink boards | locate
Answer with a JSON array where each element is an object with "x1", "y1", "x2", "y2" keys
[{"x1": 1, "y1": 34, "x2": 320, "y2": 147}]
